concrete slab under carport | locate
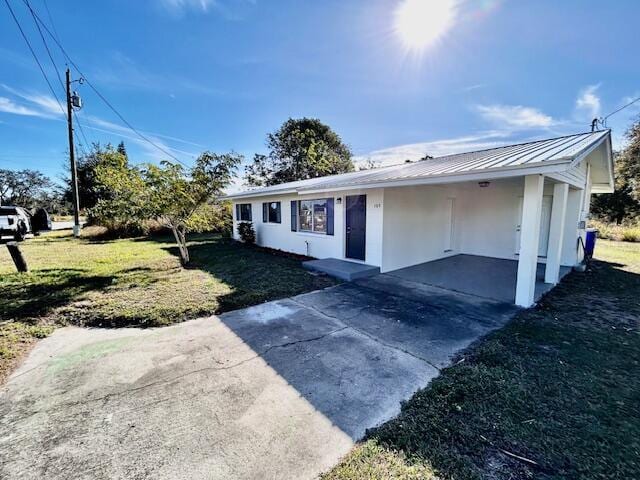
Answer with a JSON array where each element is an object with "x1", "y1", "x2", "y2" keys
[{"x1": 389, "y1": 254, "x2": 572, "y2": 304}]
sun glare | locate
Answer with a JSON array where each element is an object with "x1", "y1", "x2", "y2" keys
[{"x1": 394, "y1": 0, "x2": 457, "y2": 52}]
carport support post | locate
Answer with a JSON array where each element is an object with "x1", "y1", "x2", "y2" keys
[
  {"x1": 515, "y1": 175, "x2": 544, "y2": 307},
  {"x1": 544, "y1": 182, "x2": 569, "y2": 284}
]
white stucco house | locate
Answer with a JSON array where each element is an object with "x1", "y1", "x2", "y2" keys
[{"x1": 226, "y1": 130, "x2": 614, "y2": 307}]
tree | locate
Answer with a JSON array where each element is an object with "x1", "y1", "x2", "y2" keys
[
  {"x1": 591, "y1": 119, "x2": 640, "y2": 223},
  {"x1": 63, "y1": 143, "x2": 129, "y2": 212},
  {"x1": 617, "y1": 119, "x2": 640, "y2": 202},
  {"x1": 116, "y1": 141, "x2": 128, "y2": 159},
  {"x1": 245, "y1": 117, "x2": 354, "y2": 186},
  {"x1": 358, "y1": 158, "x2": 380, "y2": 171},
  {"x1": 93, "y1": 152, "x2": 241, "y2": 265},
  {"x1": 0, "y1": 169, "x2": 53, "y2": 209}
]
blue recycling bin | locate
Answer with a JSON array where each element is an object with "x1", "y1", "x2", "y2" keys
[{"x1": 585, "y1": 228, "x2": 597, "y2": 258}]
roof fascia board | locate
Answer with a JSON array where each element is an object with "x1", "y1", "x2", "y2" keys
[
  {"x1": 223, "y1": 189, "x2": 298, "y2": 201},
  {"x1": 545, "y1": 171, "x2": 586, "y2": 189},
  {"x1": 565, "y1": 131, "x2": 614, "y2": 191},
  {"x1": 604, "y1": 134, "x2": 615, "y2": 189},
  {"x1": 591, "y1": 184, "x2": 614, "y2": 194},
  {"x1": 567, "y1": 131, "x2": 610, "y2": 169}
]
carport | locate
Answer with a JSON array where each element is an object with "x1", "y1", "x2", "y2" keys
[{"x1": 389, "y1": 254, "x2": 572, "y2": 303}]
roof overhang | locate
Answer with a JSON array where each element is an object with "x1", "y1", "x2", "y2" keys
[{"x1": 223, "y1": 189, "x2": 297, "y2": 201}]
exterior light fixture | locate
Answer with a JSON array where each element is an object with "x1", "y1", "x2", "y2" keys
[
  {"x1": 478, "y1": 181, "x2": 490, "y2": 188},
  {"x1": 336, "y1": 197, "x2": 342, "y2": 204}
]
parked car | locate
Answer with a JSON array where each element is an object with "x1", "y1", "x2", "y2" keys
[{"x1": 0, "y1": 206, "x2": 32, "y2": 241}]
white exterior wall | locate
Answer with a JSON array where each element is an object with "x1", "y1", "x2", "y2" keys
[
  {"x1": 380, "y1": 179, "x2": 531, "y2": 273},
  {"x1": 380, "y1": 178, "x2": 586, "y2": 273},
  {"x1": 232, "y1": 171, "x2": 596, "y2": 275},
  {"x1": 454, "y1": 179, "x2": 526, "y2": 260},
  {"x1": 232, "y1": 189, "x2": 384, "y2": 267},
  {"x1": 381, "y1": 185, "x2": 457, "y2": 272}
]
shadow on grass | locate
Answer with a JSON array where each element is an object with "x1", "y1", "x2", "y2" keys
[
  {"x1": 346, "y1": 261, "x2": 640, "y2": 480},
  {"x1": 0, "y1": 268, "x2": 116, "y2": 323},
  {"x1": 158, "y1": 235, "x2": 337, "y2": 314}
]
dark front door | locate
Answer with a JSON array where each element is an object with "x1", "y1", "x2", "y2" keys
[{"x1": 345, "y1": 195, "x2": 366, "y2": 261}]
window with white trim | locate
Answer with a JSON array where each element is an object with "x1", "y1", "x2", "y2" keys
[{"x1": 299, "y1": 199, "x2": 327, "y2": 234}]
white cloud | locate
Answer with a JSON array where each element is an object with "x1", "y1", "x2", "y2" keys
[
  {"x1": 0, "y1": 97, "x2": 52, "y2": 118},
  {"x1": 0, "y1": 84, "x2": 65, "y2": 119},
  {"x1": 158, "y1": 0, "x2": 256, "y2": 20},
  {"x1": 160, "y1": 0, "x2": 215, "y2": 13},
  {"x1": 353, "y1": 131, "x2": 512, "y2": 168},
  {"x1": 461, "y1": 83, "x2": 486, "y2": 92},
  {"x1": 82, "y1": 115, "x2": 199, "y2": 161},
  {"x1": 575, "y1": 85, "x2": 601, "y2": 121},
  {"x1": 0, "y1": 84, "x2": 202, "y2": 163},
  {"x1": 475, "y1": 104, "x2": 555, "y2": 129}
]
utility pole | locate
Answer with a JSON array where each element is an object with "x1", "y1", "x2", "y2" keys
[{"x1": 65, "y1": 68, "x2": 81, "y2": 237}]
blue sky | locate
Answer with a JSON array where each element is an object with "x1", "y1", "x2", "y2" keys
[{"x1": 1, "y1": 0, "x2": 639, "y2": 189}]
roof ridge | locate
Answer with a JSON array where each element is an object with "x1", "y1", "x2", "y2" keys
[{"x1": 430, "y1": 130, "x2": 608, "y2": 160}]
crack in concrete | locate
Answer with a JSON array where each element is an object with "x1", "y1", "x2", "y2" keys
[
  {"x1": 289, "y1": 298, "x2": 441, "y2": 372},
  {"x1": 1, "y1": 326, "x2": 350, "y2": 421}
]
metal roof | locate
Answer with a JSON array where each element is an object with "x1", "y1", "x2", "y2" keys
[{"x1": 227, "y1": 130, "x2": 611, "y2": 198}]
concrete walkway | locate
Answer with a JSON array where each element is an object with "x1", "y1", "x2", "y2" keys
[{"x1": 0, "y1": 275, "x2": 517, "y2": 480}]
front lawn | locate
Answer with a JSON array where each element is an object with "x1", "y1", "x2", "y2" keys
[
  {"x1": 324, "y1": 239, "x2": 640, "y2": 480},
  {"x1": 0, "y1": 230, "x2": 336, "y2": 382}
]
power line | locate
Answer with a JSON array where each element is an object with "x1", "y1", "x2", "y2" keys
[
  {"x1": 73, "y1": 111, "x2": 91, "y2": 150},
  {"x1": 22, "y1": 0, "x2": 190, "y2": 167},
  {"x1": 604, "y1": 95, "x2": 640, "y2": 122},
  {"x1": 41, "y1": 0, "x2": 60, "y2": 42},
  {"x1": 24, "y1": 0, "x2": 64, "y2": 93},
  {"x1": 20, "y1": 0, "x2": 90, "y2": 160},
  {"x1": 26, "y1": 0, "x2": 96, "y2": 153},
  {"x1": 594, "y1": 94, "x2": 640, "y2": 130},
  {"x1": 3, "y1": 0, "x2": 66, "y2": 117}
]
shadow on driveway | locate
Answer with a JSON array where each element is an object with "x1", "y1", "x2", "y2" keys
[
  {"x1": 0, "y1": 272, "x2": 517, "y2": 479},
  {"x1": 218, "y1": 273, "x2": 518, "y2": 440}
]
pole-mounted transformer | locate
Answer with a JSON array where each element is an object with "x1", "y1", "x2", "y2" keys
[{"x1": 71, "y1": 91, "x2": 82, "y2": 109}]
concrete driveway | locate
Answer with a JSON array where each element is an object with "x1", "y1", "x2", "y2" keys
[{"x1": 0, "y1": 274, "x2": 517, "y2": 480}]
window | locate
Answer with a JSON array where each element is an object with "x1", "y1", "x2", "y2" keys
[
  {"x1": 263, "y1": 201, "x2": 281, "y2": 223},
  {"x1": 299, "y1": 199, "x2": 327, "y2": 234},
  {"x1": 237, "y1": 203, "x2": 252, "y2": 221}
]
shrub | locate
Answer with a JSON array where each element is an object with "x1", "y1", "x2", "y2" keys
[
  {"x1": 589, "y1": 220, "x2": 640, "y2": 243},
  {"x1": 237, "y1": 221, "x2": 256, "y2": 244},
  {"x1": 621, "y1": 227, "x2": 640, "y2": 242},
  {"x1": 186, "y1": 201, "x2": 233, "y2": 236},
  {"x1": 589, "y1": 220, "x2": 614, "y2": 240}
]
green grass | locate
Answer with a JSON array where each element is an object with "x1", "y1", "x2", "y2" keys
[
  {"x1": 323, "y1": 239, "x2": 640, "y2": 480},
  {"x1": 0, "y1": 229, "x2": 336, "y2": 380}
]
